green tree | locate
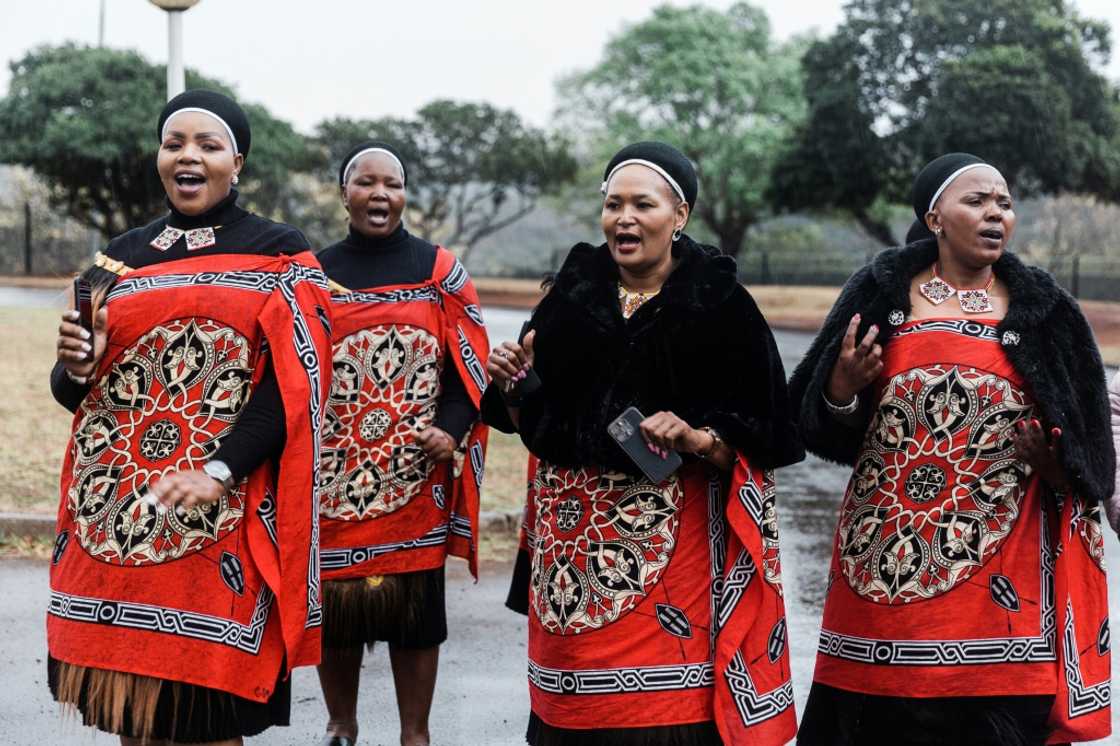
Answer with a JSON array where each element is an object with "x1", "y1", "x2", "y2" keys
[
  {"x1": 0, "y1": 44, "x2": 317, "y2": 239},
  {"x1": 315, "y1": 100, "x2": 578, "y2": 262},
  {"x1": 772, "y1": 0, "x2": 1120, "y2": 245},
  {"x1": 557, "y1": 2, "x2": 807, "y2": 257}
]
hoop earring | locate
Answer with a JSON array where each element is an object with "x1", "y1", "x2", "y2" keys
[
  {"x1": 935, "y1": 227, "x2": 943, "y2": 237},
  {"x1": 672, "y1": 228, "x2": 682, "y2": 242}
]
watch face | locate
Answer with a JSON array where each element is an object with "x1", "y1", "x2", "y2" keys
[{"x1": 205, "y1": 460, "x2": 233, "y2": 485}]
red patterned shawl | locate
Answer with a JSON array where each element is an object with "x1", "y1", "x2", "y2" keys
[
  {"x1": 49, "y1": 251, "x2": 332, "y2": 702},
  {"x1": 319, "y1": 247, "x2": 489, "y2": 580}
]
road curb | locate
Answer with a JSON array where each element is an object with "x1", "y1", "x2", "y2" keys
[
  {"x1": 0, "y1": 512, "x2": 55, "y2": 541},
  {"x1": 0, "y1": 509, "x2": 524, "y2": 542}
]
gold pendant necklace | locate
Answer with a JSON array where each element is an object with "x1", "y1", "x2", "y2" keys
[
  {"x1": 918, "y1": 263, "x2": 994, "y2": 314},
  {"x1": 618, "y1": 282, "x2": 659, "y2": 319}
]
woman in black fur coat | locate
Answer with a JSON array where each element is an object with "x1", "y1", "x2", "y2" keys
[
  {"x1": 791, "y1": 153, "x2": 1114, "y2": 745},
  {"x1": 482, "y1": 142, "x2": 804, "y2": 746}
]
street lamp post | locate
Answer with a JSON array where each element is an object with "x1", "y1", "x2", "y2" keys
[{"x1": 148, "y1": 1, "x2": 202, "y2": 100}]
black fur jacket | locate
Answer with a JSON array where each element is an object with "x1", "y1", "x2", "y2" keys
[
  {"x1": 788, "y1": 238, "x2": 1116, "y2": 506},
  {"x1": 481, "y1": 235, "x2": 804, "y2": 473}
]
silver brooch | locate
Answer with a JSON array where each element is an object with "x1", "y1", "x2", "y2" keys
[
  {"x1": 149, "y1": 226, "x2": 184, "y2": 251},
  {"x1": 888, "y1": 310, "x2": 905, "y2": 326},
  {"x1": 1001, "y1": 330, "x2": 1021, "y2": 347},
  {"x1": 149, "y1": 226, "x2": 217, "y2": 252}
]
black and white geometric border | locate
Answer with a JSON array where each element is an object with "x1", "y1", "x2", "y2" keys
[
  {"x1": 1062, "y1": 601, "x2": 1111, "y2": 719},
  {"x1": 440, "y1": 258, "x2": 469, "y2": 295},
  {"x1": 457, "y1": 327, "x2": 488, "y2": 393},
  {"x1": 450, "y1": 512, "x2": 472, "y2": 541},
  {"x1": 818, "y1": 519, "x2": 1056, "y2": 666},
  {"x1": 320, "y1": 524, "x2": 449, "y2": 570},
  {"x1": 277, "y1": 262, "x2": 327, "y2": 630},
  {"x1": 332, "y1": 287, "x2": 440, "y2": 305},
  {"x1": 725, "y1": 650, "x2": 795, "y2": 727},
  {"x1": 528, "y1": 660, "x2": 713, "y2": 695},
  {"x1": 707, "y1": 477, "x2": 727, "y2": 655},
  {"x1": 49, "y1": 587, "x2": 273, "y2": 655}
]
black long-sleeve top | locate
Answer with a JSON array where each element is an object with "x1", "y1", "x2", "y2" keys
[
  {"x1": 50, "y1": 190, "x2": 309, "y2": 481},
  {"x1": 316, "y1": 224, "x2": 477, "y2": 441}
]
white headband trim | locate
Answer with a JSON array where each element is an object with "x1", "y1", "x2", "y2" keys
[
  {"x1": 601, "y1": 158, "x2": 687, "y2": 204},
  {"x1": 343, "y1": 147, "x2": 406, "y2": 186},
  {"x1": 161, "y1": 107, "x2": 239, "y2": 154},
  {"x1": 927, "y1": 163, "x2": 1001, "y2": 212}
]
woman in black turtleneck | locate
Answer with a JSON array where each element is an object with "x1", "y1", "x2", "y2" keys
[
  {"x1": 313, "y1": 141, "x2": 486, "y2": 746},
  {"x1": 48, "y1": 90, "x2": 328, "y2": 746}
]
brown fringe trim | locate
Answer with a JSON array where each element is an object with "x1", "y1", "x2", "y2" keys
[
  {"x1": 54, "y1": 660, "x2": 173, "y2": 740},
  {"x1": 321, "y1": 573, "x2": 424, "y2": 649}
]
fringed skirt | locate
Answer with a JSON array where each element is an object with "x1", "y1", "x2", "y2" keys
[
  {"x1": 526, "y1": 712, "x2": 722, "y2": 746},
  {"x1": 796, "y1": 682, "x2": 1060, "y2": 746},
  {"x1": 47, "y1": 656, "x2": 289, "y2": 742},
  {"x1": 321, "y1": 566, "x2": 447, "y2": 650}
]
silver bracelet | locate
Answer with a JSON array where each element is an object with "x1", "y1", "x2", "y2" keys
[
  {"x1": 64, "y1": 368, "x2": 88, "y2": 385},
  {"x1": 822, "y1": 391, "x2": 859, "y2": 416}
]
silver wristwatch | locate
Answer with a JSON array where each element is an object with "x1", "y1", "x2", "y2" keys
[{"x1": 203, "y1": 460, "x2": 236, "y2": 491}]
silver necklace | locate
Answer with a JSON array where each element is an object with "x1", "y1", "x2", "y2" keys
[{"x1": 918, "y1": 263, "x2": 995, "y2": 314}]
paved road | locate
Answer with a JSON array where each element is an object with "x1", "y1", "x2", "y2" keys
[{"x1": 0, "y1": 559, "x2": 530, "y2": 746}]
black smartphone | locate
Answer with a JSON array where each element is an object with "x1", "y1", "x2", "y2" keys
[
  {"x1": 507, "y1": 320, "x2": 542, "y2": 396},
  {"x1": 73, "y1": 277, "x2": 94, "y2": 363},
  {"x1": 608, "y1": 406, "x2": 682, "y2": 484}
]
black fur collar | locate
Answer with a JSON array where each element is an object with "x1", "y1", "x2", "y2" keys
[
  {"x1": 550, "y1": 234, "x2": 740, "y2": 331},
  {"x1": 871, "y1": 238, "x2": 1060, "y2": 330}
]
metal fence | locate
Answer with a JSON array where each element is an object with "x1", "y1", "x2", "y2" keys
[
  {"x1": 4, "y1": 202, "x2": 1120, "y2": 303},
  {"x1": 738, "y1": 250, "x2": 1120, "y2": 302}
]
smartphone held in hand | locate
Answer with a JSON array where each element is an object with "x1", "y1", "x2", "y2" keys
[
  {"x1": 73, "y1": 277, "x2": 94, "y2": 363},
  {"x1": 608, "y1": 406, "x2": 682, "y2": 484}
]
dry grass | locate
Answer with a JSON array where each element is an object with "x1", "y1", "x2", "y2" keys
[
  {"x1": 479, "y1": 430, "x2": 531, "y2": 514},
  {"x1": 0, "y1": 307, "x2": 72, "y2": 513},
  {"x1": 0, "y1": 307, "x2": 534, "y2": 516}
]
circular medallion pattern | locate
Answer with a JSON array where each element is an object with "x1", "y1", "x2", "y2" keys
[
  {"x1": 838, "y1": 364, "x2": 1033, "y2": 604},
  {"x1": 529, "y1": 465, "x2": 682, "y2": 635},
  {"x1": 320, "y1": 325, "x2": 442, "y2": 520},
  {"x1": 67, "y1": 318, "x2": 252, "y2": 565}
]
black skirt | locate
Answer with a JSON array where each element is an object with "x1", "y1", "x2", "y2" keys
[
  {"x1": 321, "y1": 565, "x2": 448, "y2": 650},
  {"x1": 526, "y1": 712, "x2": 722, "y2": 746},
  {"x1": 47, "y1": 655, "x2": 289, "y2": 743},
  {"x1": 797, "y1": 682, "x2": 1061, "y2": 746}
]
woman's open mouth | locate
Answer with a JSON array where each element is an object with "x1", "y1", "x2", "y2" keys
[
  {"x1": 173, "y1": 172, "x2": 207, "y2": 196},
  {"x1": 978, "y1": 228, "x2": 1004, "y2": 246},
  {"x1": 615, "y1": 231, "x2": 641, "y2": 254},
  {"x1": 366, "y1": 206, "x2": 391, "y2": 227}
]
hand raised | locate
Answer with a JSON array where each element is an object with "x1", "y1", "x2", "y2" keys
[
  {"x1": 486, "y1": 330, "x2": 535, "y2": 388},
  {"x1": 56, "y1": 306, "x2": 109, "y2": 384},
  {"x1": 826, "y1": 314, "x2": 882, "y2": 404}
]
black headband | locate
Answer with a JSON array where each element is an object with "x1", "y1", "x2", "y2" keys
[
  {"x1": 338, "y1": 140, "x2": 408, "y2": 186},
  {"x1": 602, "y1": 141, "x2": 698, "y2": 210},
  {"x1": 910, "y1": 152, "x2": 992, "y2": 221},
  {"x1": 157, "y1": 89, "x2": 251, "y2": 156}
]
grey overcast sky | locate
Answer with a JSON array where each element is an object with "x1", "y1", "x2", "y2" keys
[{"x1": 2, "y1": 0, "x2": 1119, "y2": 133}]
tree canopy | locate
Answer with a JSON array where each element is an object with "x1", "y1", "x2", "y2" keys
[
  {"x1": 0, "y1": 44, "x2": 316, "y2": 239},
  {"x1": 557, "y1": 2, "x2": 807, "y2": 257},
  {"x1": 771, "y1": 0, "x2": 1120, "y2": 245},
  {"x1": 316, "y1": 100, "x2": 578, "y2": 262}
]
